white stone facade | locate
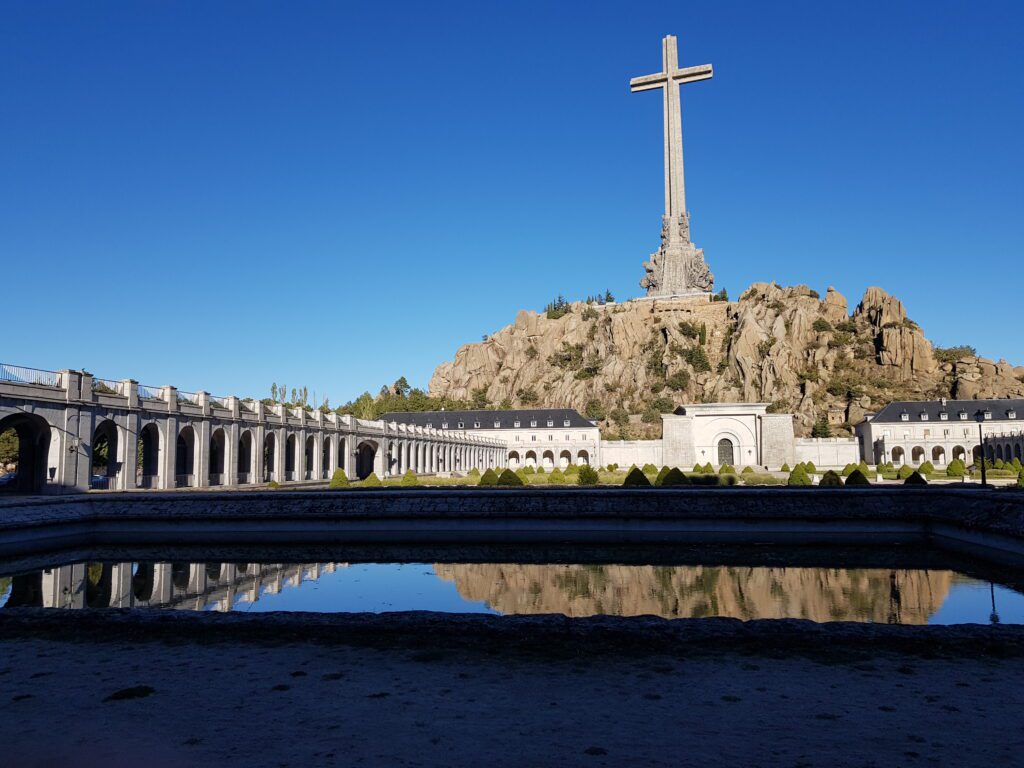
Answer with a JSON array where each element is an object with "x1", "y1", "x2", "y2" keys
[
  {"x1": 794, "y1": 438, "x2": 861, "y2": 468},
  {"x1": 662, "y1": 403, "x2": 795, "y2": 470}
]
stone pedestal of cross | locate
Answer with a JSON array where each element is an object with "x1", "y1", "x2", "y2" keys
[{"x1": 631, "y1": 35, "x2": 715, "y2": 297}]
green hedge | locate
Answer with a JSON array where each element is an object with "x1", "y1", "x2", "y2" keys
[
  {"x1": 718, "y1": 464, "x2": 736, "y2": 475},
  {"x1": 577, "y1": 465, "x2": 600, "y2": 486},
  {"x1": 787, "y1": 465, "x2": 812, "y2": 486},
  {"x1": 497, "y1": 469, "x2": 525, "y2": 486},
  {"x1": 400, "y1": 470, "x2": 418, "y2": 486},
  {"x1": 819, "y1": 470, "x2": 843, "y2": 486},
  {"x1": 845, "y1": 468, "x2": 871, "y2": 486},
  {"x1": 660, "y1": 468, "x2": 690, "y2": 486},
  {"x1": 548, "y1": 469, "x2": 566, "y2": 484},
  {"x1": 360, "y1": 473, "x2": 382, "y2": 487},
  {"x1": 655, "y1": 466, "x2": 671, "y2": 486},
  {"x1": 623, "y1": 467, "x2": 652, "y2": 487},
  {"x1": 329, "y1": 469, "x2": 349, "y2": 489},
  {"x1": 478, "y1": 468, "x2": 498, "y2": 486}
]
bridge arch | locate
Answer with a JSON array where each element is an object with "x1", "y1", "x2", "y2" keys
[
  {"x1": 209, "y1": 427, "x2": 226, "y2": 485},
  {"x1": 176, "y1": 426, "x2": 197, "y2": 487},
  {"x1": 0, "y1": 411, "x2": 51, "y2": 494},
  {"x1": 90, "y1": 418, "x2": 120, "y2": 490},
  {"x1": 355, "y1": 440, "x2": 379, "y2": 480},
  {"x1": 238, "y1": 429, "x2": 254, "y2": 483}
]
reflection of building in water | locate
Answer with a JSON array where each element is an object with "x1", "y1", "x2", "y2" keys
[
  {"x1": 2, "y1": 561, "x2": 344, "y2": 612},
  {"x1": 433, "y1": 564, "x2": 954, "y2": 624}
]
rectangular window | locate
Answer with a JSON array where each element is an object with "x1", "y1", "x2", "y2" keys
[
  {"x1": 441, "y1": 422, "x2": 447, "y2": 429},
  {"x1": 457, "y1": 421, "x2": 464, "y2": 428},
  {"x1": 473, "y1": 421, "x2": 480, "y2": 428},
  {"x1": 546, "y1": 420, "x2": 554, "y2": 427},
  {"x1": 563, "y1": 420, "x2": 570, "y2": 427},
  {"x1": 940, "y1": 412, "x2": 948, "y2": 420},
  {"x1": 530, "y1": 420, "x2": 537, "y2": 427},
  {"x1": 513, "y1": 421, "x2": 520, "y2": 428},
  {"x1": 494, "y1": 421, "x2": 501, "y2": 428},
  {"x1": 426, "y1": 422, "x2": 432, "y2": 428},
  {"x1": 548, "y1": 435, "x2": 553, "y2": 441},
  {"x1": 531, "y1": 435, "x2": 536, "y2": 441},
  {"x1": 923, "y1": 429, "x2": 930, "y2": 438},
  {"x1": 514, "y1": 435, "x2": 519, "y2": 442}
]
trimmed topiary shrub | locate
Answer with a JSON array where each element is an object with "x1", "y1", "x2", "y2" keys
[
  {"x1": 995, "y1": 458, "x2": 1005, "y2": 470},
  {"x1": 741, "y1": 465, "x2": 754, "y2": 475},
  {"x1": 692, "y1": 463, "x2": 704, "y2": 474},
  {"x1": 577, "y1": 465, "x2": 600, "y2": 486},
  {"x1": 787, "y1": 465, "x2": 811, "y2": 486},
  {"x1": 523, "y1": 465, "x2": 536, "y2": 475},
  {"x1": 804, "y1": 461, "x2": 816, "y2": 474},
  {"x1": 819, "y1": 470, "x2": 843, "y2": 486},
  {"x1": 329, "y1": 469, "x2": 349, "y2": 489},
  {"x1": 548, "y1": 468, "x2": 566, "y2": 484},
  {"x1": 1013, "y1": 458, "x2": 1023, "y2": 472},
  {"x1": 718, "y1": 464, "x2": 736, "y2": 475},
  {"x1": 564, "y1": 464, "x2": 580, "y2": 475},
  {"x1": 919, "y1": 461, "x2": 935, "y2": 475},
  {"x1": 897, "y1": 464, "x2": 915, "y2": 480},
  {"x1": 497, "y1": 469, "x2": 525, "y2": 486},
  {"x1": 844, "y1": 468, "x2": 871, "y2": 486},
  {"x1": 1016, "y1": 471, "x2": 1024, "y2": 489},
  {"x1": 478, "y1": 468, "x2": 498, "y2": 486},
  {"x1": 642, "y1": 463, "x2": 658, "y2": 475},
  {"x1": 655, "y1": 466, "x2": 671, "y2": 486},
  {"x1": 400, "y1": 469, "x2": 418, "y2": 486},
  {"x1": 605, "y1": 463, "x2": 618, "y2": 472},
  {"x1": 904, "y1": 470, "x2": 928, "y2": 485},
  {"x1": 623, "y1": 467, "x2": 652, "y2": 487},
  {"x1": 841, "y1": 463, "x2": 856, "y2": 477},
  {"x1": 536, "y1": 466, "x2": 546, "y2": 475},
  {"x1": 702, "y1": 462, "x2": 714, "y2": 474},
  {"x1": 361, "y1": 473, "x2": 382, "y2": 487},
  {"x1": 468, "y1": 468, "x2": 481, "y2": 477},
  {"x1": 660, "y1": 467, "x2": 690, "y2": 486},
  {"x1": 267, "y1": 480, "x2": 280, "y2": 489},
  {"x1": 946, "y1": 458, "x2": 966, "y2": 478},
  {"x1": 743, "y1": 473, "x2": 785, "y2": 486},
  {"x1": 780, "y1": 463, "x2": 791, "y2": 473}
]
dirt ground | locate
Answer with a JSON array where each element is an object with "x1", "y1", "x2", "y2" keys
[{"x1": 4, "y1": 627, "x2": 1024, "y2": 768}]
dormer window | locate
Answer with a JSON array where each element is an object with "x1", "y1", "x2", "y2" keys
[
  {"x1": 563, "y1": 420, "x2": 570, "y2": 427},
  {"x1": 530, "y1": 420, "x2": 537, "y2": 427},
  {"x1": 920, "y1": 413, "x2": 928, "y2": 421},
  {"x1": 513, "y1": 420, "x2": 520, "y2": 428},
  {"x1": 426, "y1": 422, "x2": 432, "y2": 428},
  {"x1": 1009, "y1": 410, "x2": 1017, "y2": 420},
  {"x1": 900, "y1": 412, "x2": 909, "y2": 422},
  {"x1": 939, "y1": 412, "x2": 948, "y2": 420},
  {"x1": 494, "y1": 420, "x2": 501, "y2": 428},
  {"x1": 546, "y1": 419, "x2": 554, "y2": 427},
  {"x1": 959, "y1": 411, "x2": 968, "y2": 420},
  {"x1": 441, "y1": 422, "x2": 447, "y2": 429},
  {"x1": 457, "y1": 421, "x2": 464, "y2": 428},
  {"x1": 473, "y1": 421, "x2": 480, "y2": 428},
  {"x1": 983, "y1": 411, "x2": 992, "y2": 420}
]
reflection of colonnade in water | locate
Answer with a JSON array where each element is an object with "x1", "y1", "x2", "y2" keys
[
  {"x1": 433, "y1": 564, "x2": 956, "y2": 624},
  {"x1": 3, "y1": 561, "x2": 343, "y2": 612}
]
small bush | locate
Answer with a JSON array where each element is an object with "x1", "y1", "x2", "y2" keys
[
  {"x1": 536, "y1": 466, "x2": 546, "y2": 475},
  {"x1": 841, "y1": 463, "x2": 856, "y2": 477},
  {"x1": 904, "y1": 471, "x2": 928, "y2": 485},
  {"x1": 267, "y1": 480, "x2": 280, "y2": 489},
  {"x1": 692, "y1": 463, "x2": 704, "y2": 474},
  {"x1": 564, "y1": 464, "x2": 580, "y2": 475},
  {"x1": 780, "y1": 463, "x2": 791, "y2": 473},
  {"x1": 468, "y1": 468, "x2": 481, "y2": 477},
  {"x1": 577, "y1": 465, "x2": 600, "y2": 486},
  {"x1": 787, "y1": 465, "x2": 812, "y2": 486},
  {"x1": 660, "y1": 468, "x2": 690, "y2": 486},
  {"x1": 623, "y1": 467, "x2": 652, "y2": 487},
  {"x1": 361, "y1": 473, "x2": 382, "y2": 487},
  {"x1": 995, "y1": 458, "x2": 1005, "y2": 470},
  {"x1": 1013, "y1": 458, "x2": 1023, "y2": 472},
  {"x1": 743, "y1": 473, "x2": 785, "y2": 486},
  {"x1": 523, "y1": 466, "x2": 536, "y2": 475},
  {"x1": 605, "y1": 463, "x2": 618, "y2": 472},
  {"x1": 845, "y1": 468, "x2": 871, "y2": 486},
  {"x1": 946, "y1": 458, "x2": 966, "y2": 478},
  {"x1": 702, "y1": 462, "x2": 714, "y2": 474},
  {"x1": 897, "y1": 464, "x2": 915, "y2": 480},
  {"x1": 497, "y1": 469, "x2": 525, "y2": 486},
  {"x1": 819, "y1": 470, "x2": 843, "y2": 487},
  {"x1": 804, "y1": 461, "x2": 817, "y2": 474},
  {"x1": 1017, "y1": 472, "x2": 1024, "y2": 489},
  {"x1": 741, "y1": 465, "x2": 754, "y2": 475},
  {"x1": 655, "y1": 466, "x2": 671, "y2": 486},
  {"x1": 329, "y1": 469, "x2": 349, "y2": 489},
  {"x1": 478, "y1": 468, "x2": 499, "y2": 486},
  {"x1": 548, "y1": 468, "x2": 566, "y2": 484},
  {"x1": 718, "y1": 464, "x2": 736, "y2": 475},
  {"x1": 642, "y1": 463, "x2": 658, "y2": 475},
  {"x1": 919, "y1": 461, "x2": 935, "y2": 475},
  {"x1": 400, "y1": 470, "x2": 418, "y2": 486}
]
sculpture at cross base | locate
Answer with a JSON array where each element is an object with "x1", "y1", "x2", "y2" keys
[{"x1": 631, "y1": 34, "x2": 715, "y2": 297}]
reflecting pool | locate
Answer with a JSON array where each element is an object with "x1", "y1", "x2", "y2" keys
[{"x1": 3, "y1": 559, "x2": 1023, "y2": 624}]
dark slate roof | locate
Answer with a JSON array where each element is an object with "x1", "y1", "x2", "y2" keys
[
  {"x1": 869, "y1": 398, "x2": 1024, "y2": 423},
  {"x1": 380, "y1": 408, "x2": 597, "y2": 430}
]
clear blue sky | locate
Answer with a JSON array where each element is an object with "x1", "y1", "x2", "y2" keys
[{"x1": 2, "y1": 1, "x2": 1021, "y2": 405}]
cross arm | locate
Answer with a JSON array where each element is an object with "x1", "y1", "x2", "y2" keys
[
  {"x1": 671, "y1": 63, "x2": 713, "y2": 84},
  {"x1": 630, "y1": 72, "x2": 668, "y2": 92}
]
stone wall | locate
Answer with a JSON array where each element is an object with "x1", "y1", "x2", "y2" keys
[
  {"x1": 599, "y1": 440, "x2": 663, "y2": 468},
  {"x1": 794, "y1": 438, "x2": 861, "y2": 468}
]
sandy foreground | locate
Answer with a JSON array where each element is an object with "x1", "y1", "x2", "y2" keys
[{"x1": 3, "y1": 614, "x2": 1024, "y2": 768}]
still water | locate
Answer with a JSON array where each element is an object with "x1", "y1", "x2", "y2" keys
[{"x1": 3, "y1": 560, "x2": 1023, "y2": 624}]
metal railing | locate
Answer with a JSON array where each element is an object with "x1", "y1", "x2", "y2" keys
[
  {"x1": 138, "y1": 384, "x2": 163, "y2": 401},
  {"x1": 92, "y1": 378, "x2": 122, "y2": 396},
  {"x1": 0, "y1": 364, "x2": 60, "y2": 388},
  {"x1": 177, "y1": 391, "x2": 199, "y2": 406}
]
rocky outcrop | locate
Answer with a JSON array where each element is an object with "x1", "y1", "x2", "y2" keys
[{"x1": 429, "y1": 284, "x2": 1024, "y2": 436}]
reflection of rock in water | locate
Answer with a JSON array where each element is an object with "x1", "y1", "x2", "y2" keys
[{"x1": 433, "y1": 564, "x2": 953, "y2": 624}]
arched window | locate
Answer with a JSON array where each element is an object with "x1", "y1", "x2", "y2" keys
[{"x1": 717, "y1": 438, "x2": 735, "y2": 466}]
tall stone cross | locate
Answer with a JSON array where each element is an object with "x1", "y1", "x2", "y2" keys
[{"x1": 631, "y1": 35, "x2": 715, "y2": 297}]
